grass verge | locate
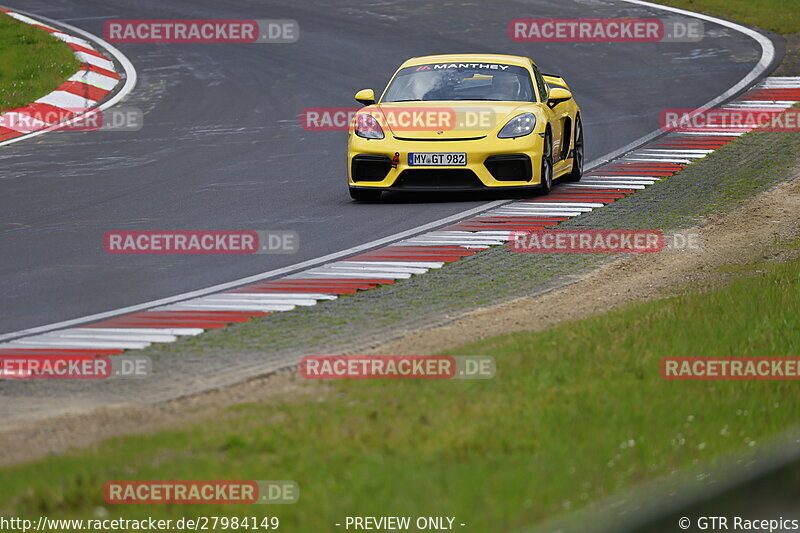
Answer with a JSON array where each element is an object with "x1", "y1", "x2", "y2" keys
[
  {"x1": 1, "y1": 242, "x2": 798, "y2": 532},
  {"x1": 654, "y1": 0, "x2": 800, "y2": 34},
  {"x1": 0, "y1": 12, "x2": 79, "y2": 112}
]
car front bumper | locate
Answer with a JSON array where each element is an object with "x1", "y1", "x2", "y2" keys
[{"x1": 347, "y1": 133, "x2": 546, "y2": 191}]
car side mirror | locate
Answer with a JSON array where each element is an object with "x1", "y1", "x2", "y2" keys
[
  {"x1": 355, "y1": 89, "x2": 376, "y2": 106},
  {"x1": 547, "y1": 87, "x2": 573, "y2": 107}
]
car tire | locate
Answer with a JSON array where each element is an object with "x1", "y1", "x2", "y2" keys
[
  {"x1": 539, "y1": 131, "x2": 553, "y2": 195},
  {"x1": 563, "y1": 116, "x2": 584, "y2": 182},
  {"x1": 349, "y1": 187, "x2": 382, "y2": 202}
]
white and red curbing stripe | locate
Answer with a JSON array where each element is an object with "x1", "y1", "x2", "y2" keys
[
  {"x1": 2, "y1": 76, "x2": 799, "y2": 355},
  {"x1": 0, "y1": 7, "x2": 121, "y2": 144}
]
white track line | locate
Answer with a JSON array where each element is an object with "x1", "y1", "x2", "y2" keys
[
  {"x1": 3, "y1": 339, "x2": 151, "y2": 350},
  {"x1": 36, "y1": 90, "x2": 96, "y2": 109},
  {"x1": 73, "y1": 51, "x2": 115, "y2": 71},
  {"x1": 558, "y1": 184, "x2": 638, "y2": 190},
  {"x1": 525, "y1": 202, "x2": 605, "y2": 208},
  {"x1": 398, "y1": 241, "x2": 493, "y2": 248},
  {"x1": 493, "y1": 208, "x2": 591, "y2": 216},
  {"x1": 193, "y1": 295, "x2": 320, "y2": 305},
  {"x1": 502, "y1": 203, "x2": 595, "y2": 210},
  {"x1": 156, "y1": 303, "x2": 297, "y2": 312},
  {"x1": 584, "y1": 176, "x2": 660, "y2": 182},
  {"x1": 678, "y1": 132, "x2": 744, "y2": 136},
  {"x1": 42, "y1": 330, "x2": 179, "y2": 342},
  {"x1": 637, "y1": 149, "x2": 716, "y2": 155},
  {"x1": 50, "y1": 32, "x2": 93, "y2": 47},
  {"x1": 68, "y1": 71, "x2": 118, "y2": 90},
  {"x1": 723, "y1": 102, "x2": 795, "y2": 108},
  {"x1": 287, "y1": 270, "x2": 412, "y2": 279},
  {"x1": 564, "y1": 183, "x2": 647, "y2": 190},
  {"x1": 76, "y1": 327, "x2": 205, "y2": 336},
  {"x1": 581, "y1": 180, "x2": 656, "y2": 187},
  {"x1": 581, "y1": 180, "x2": 658, "y2": 185},
  {"x1": 214, "y1": 292, "x2": 337, "y2": 300},
  {"x1": 231, "y1": 292, "x2": 338, "y2": 300},
  {"x1": 631, "y1": 152, "x2": 708, "y2": 158},
  {"x1": 337, "y1": 260, "x2": 445, "y2": 269},
  {"x1": 401, "y1": 236, "x2": 503, "y2": 243},
  {"x1": 319, "y1": 265, "x2": 429, "y2": 275},
  {"x1": 622, "y1": 158, "x2": 694, "y2": 164}
]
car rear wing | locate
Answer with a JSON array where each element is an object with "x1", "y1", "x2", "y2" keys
[{"x1": 542, "y1": 73, "x2": 569, "y2": 91}]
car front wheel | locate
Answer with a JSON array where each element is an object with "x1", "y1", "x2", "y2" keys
[
  {"x1": 539, "y1": 131, "x2": 553, "y2": 195},
  {"x1": 564, "y1": 116, "x2": 584, "y2": 182}
]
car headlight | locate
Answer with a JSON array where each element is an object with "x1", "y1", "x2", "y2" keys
[
  {"x1": 498, "y1": 113, "x2": 536, "y2": 138},
  {"x1": 354, "y1": 113, "x2": 385, "y2": 139}
]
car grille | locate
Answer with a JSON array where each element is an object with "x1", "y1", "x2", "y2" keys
[
  {"x1": 351, "y1": 155, "x2": 392, "y2": 182},
  {"x1": 393, "y1": 169, "x2": 483, "y2": 190},
  {"x1": 484, "y1": 154, "x2": 533, "y2": 181},
  {"x1": 393, "y1": 136, "x2": 486, "y2": 141}
]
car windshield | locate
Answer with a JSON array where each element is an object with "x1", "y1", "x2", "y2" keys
[{"x1": 382, "y1": 63, "x2": 535, "y2": 102}]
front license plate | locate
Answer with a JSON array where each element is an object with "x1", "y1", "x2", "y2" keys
[{"x1": 408, "y1": 152, "x2": 467, "y2": 166}]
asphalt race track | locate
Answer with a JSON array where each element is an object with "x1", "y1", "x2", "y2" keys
[{"x1": 0, "y1": 0, "x2": 768, "y2": 335}]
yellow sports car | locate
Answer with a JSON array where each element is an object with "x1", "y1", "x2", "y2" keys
[{"x1": 347, "y1": 53, "x2": 583, "y2": 201}]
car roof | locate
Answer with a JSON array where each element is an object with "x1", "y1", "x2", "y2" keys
[{"x1": 401, "y1": 54, "x2": 534, "y2": 68}]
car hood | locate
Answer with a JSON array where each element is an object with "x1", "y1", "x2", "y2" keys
[{"x1": 370, "y1": 101, "x2": 532, "y2": 139}]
